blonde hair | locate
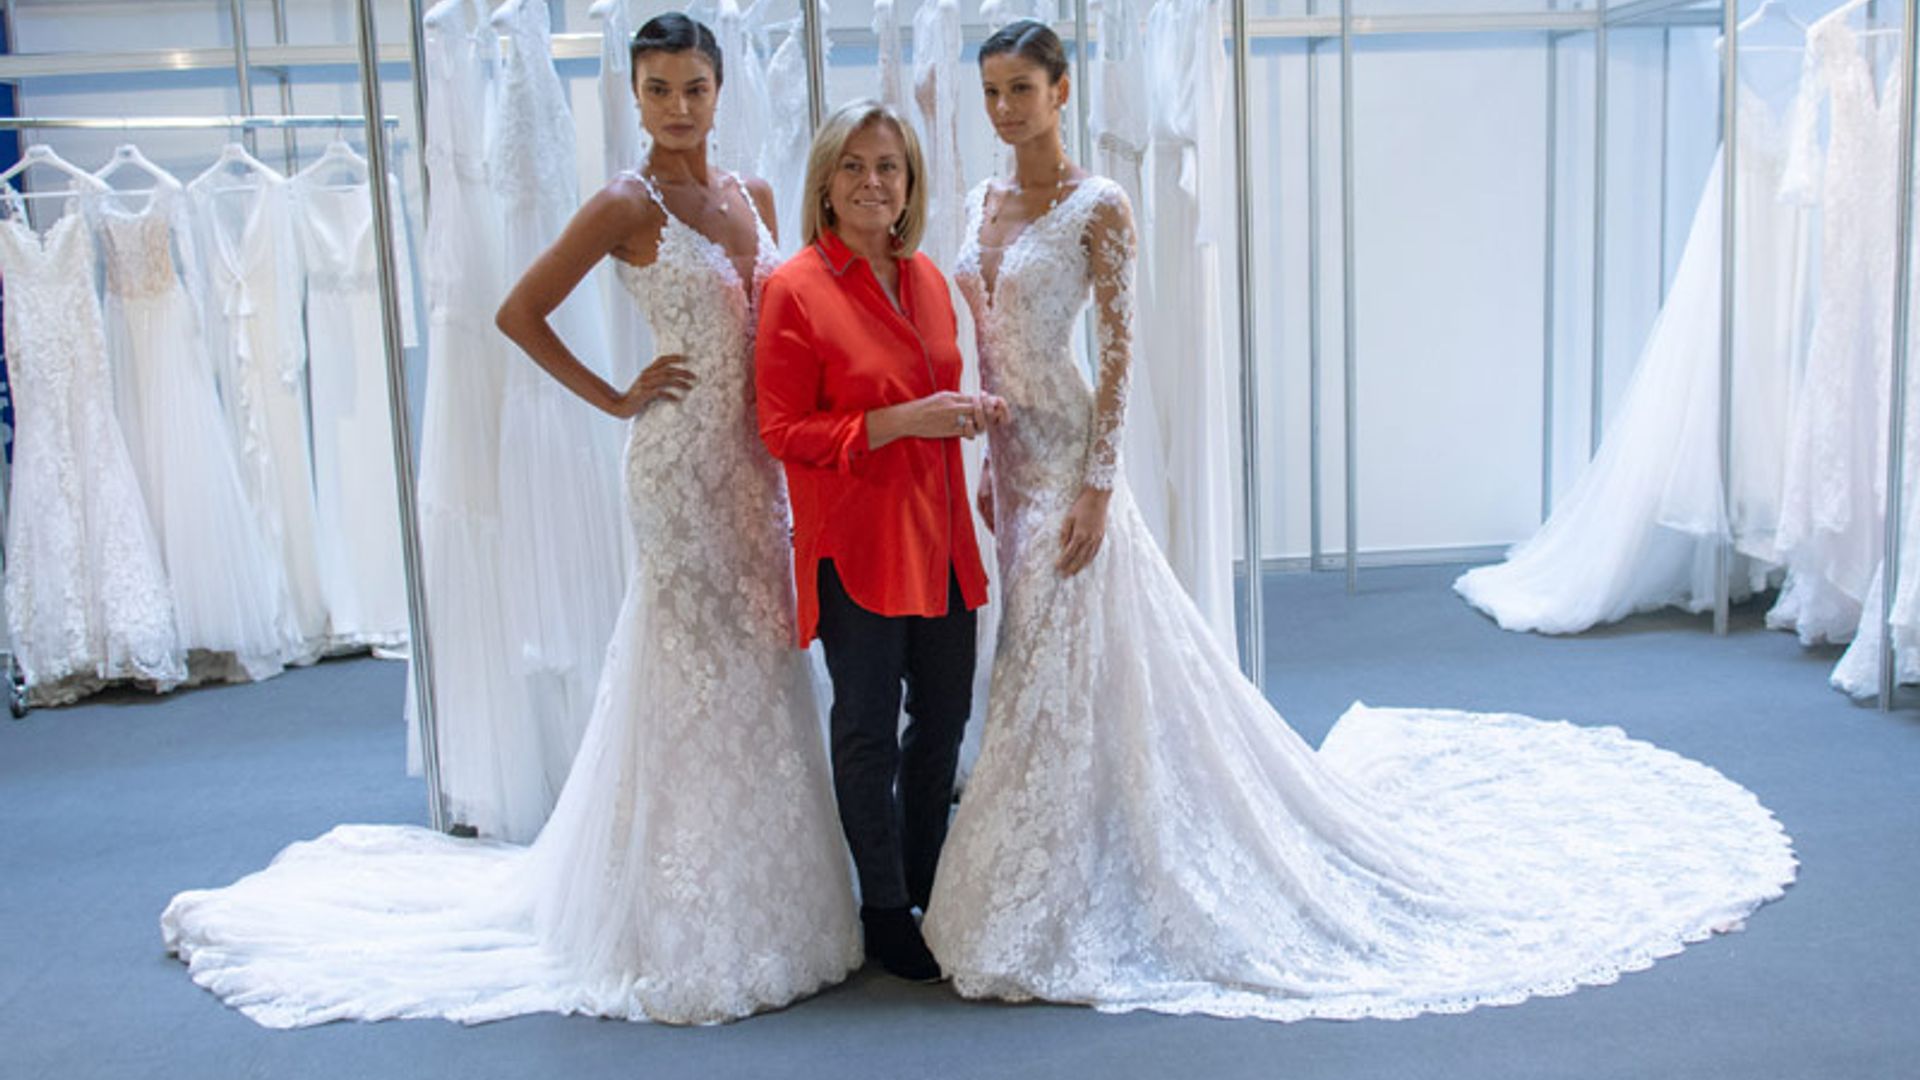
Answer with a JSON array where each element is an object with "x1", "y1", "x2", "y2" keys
[{"x1": 800, "y1": 99, "x2": 927, "y2": 256}]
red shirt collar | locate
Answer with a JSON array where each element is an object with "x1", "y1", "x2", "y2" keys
[{"x1": 813, "y1": 227, "x2": 904, "y2": 277}]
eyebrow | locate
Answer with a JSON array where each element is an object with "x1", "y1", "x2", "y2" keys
[{"x1": 641, "y1": 76, "x2": 711, "y2": 87}]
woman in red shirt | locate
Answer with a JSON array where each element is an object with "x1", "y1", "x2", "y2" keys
[{"x1": 756, "y1": 99, "x2": 1001, "y2": 983}]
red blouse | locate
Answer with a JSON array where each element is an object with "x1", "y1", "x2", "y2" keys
[{"x1": 755, "y1": 230, "x2": 990, "y2": 645}]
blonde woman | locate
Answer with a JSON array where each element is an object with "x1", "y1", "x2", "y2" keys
[{"x1": 755, "y1": 99, "x2": 1006, "y2": 982}]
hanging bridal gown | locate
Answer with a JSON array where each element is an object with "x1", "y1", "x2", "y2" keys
[
  {"x1": 290, "y1": 166, "x2": 415, "y2": 651},
  {"x1": 761, "y1": 23, "x2": 812, "y2": 252},
  {"x1": 712, "y1": 0, "x2": 772, "y2": 179},
  {"x1": 912, "y1": 0, "x2": 966, "y2": 269},
  {"x1": 1769, "y1": 15, "x2": 1903, "y2": 645},
  {"x1": 1454, "y1": 77, "x2": 1815, "y2": 635},
  {"x1": 161, "y1": 172, "x2": 859, "y2": 1028},
  {"x1": 1140, "y1": 0, "x2": 1235, "y2": 649},
  {"x1": 410, "y1": 0, "x2": 546, "y2": 841},
  {"x1": 0, "y1": 184, "x2": 184, "y2": 704},
  {"x1": 1091, "y1": 0, "x2": 1172, "y2": 568},
  {"x1": 189, "y1": 157, "x2": 330, "y2": 659},
  {"x1": 873, "y1": 0, "x2": 907, "y2": 114},
  {"x1": 593, "y1": 0, "x2": 652, "y2": 391},
  {"x1": 492, "y1": 0, "x2": 627, "y2": 793},
  {"x1": 96, "y1": 179, "x2": 301, "y2": 681},
  {"x1": 922, "y1": 174, "x2": 1796, "y2": 1022}
]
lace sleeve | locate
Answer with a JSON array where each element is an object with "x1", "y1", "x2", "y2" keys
[{"x1": 1081, "y1": 182, "x2": 1137, "y2": 492}]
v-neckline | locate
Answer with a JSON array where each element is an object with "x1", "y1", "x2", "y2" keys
[
  {"x1": 974, "y1": 179, "x2": 1089, "y2": 309},
  {"x1": 634, "y1": 171, "x2": 763, "y2": 311}
]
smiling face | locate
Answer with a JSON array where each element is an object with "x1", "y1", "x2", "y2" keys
[
  {"x1": 633, "y1": 49, "x2": 719, "y2": 152},
  {"x1": 826, "y1": 118, "x2": 910, "y2": 241},
  {"x1": 980, "y1": 52, "x2": 1068, "y2": 147}
]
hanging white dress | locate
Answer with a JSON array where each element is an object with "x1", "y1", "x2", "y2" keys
[
  {"x1": 0, "y1": 184, "x2": 184, "y2": 704},
  {"x1": 491, "y1": 0, "x2": 628, "y2": 796},
  {"x1": 1454, "y1": 77, "x2": 1816, "y2": 635},
  {"x1": 1140, "y1": 0, "x2": 1236, "y2": 650},
  {"x1": 1769, "y1": 15, "x2": 1904, "y2": 645},
  {"x1": 924, "y1": 172, "x2": 1796, "y2": 1023},
  {"x1": 410, "y1": 0, "x2": 547, "y2": 841},
  {"x1": 711, "y1": 0, "x2": 772, "y2": 179},
  {"x1": 912, "y1": 0, "x2": 966, "y2": 269},
  {"x1": 162, "y1": 174, "x2": 858, "y2": 1028},
  {"x1": 290, "y1": 165, "x2": 416, "y2": 652},
  {"x1": 873, "y1": 0, "x2": 907, "y2": 115},
  {"x1": 96, "y1": 179, "x2": 300, "y2": 681},
  {"x1": 594, "y1": 0, "x2": 652, "y2": 392},
  {"x1": 761, "y1": 23, "x2": 811, "y2": 252},
  {"x1": 188, "y1": 156, "x2": 331, "y2": 659},
  {"x1": 1092, "y1": 0, "x2": 1172, "y2": 565}
]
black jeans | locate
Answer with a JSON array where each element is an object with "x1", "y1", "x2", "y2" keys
[{"x1": 815, "y1": 559, "x2": 977, "y2": 911}]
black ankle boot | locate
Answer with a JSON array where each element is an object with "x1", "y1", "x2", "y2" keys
[{"x1": 861, "y1": 905, "x2": 942, "y2": 983}]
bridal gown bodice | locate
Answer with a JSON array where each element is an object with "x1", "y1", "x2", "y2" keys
[
  {"x1": 0, "y1": 189, "x2": 184, "y2": 702},
  {"x1": 924, "y1": 169, "x2": 1796, "y2": 1023},
  {"x1": 162, "y1": 173, "x2": 859, "y2": 1027}
]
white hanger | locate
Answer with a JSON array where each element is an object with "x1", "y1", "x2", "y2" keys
[
  {"x1": 296, "y1": 138, "x2": 370, "y2": 190},
  {"x1": 93, "y1": 143, "x2": 177, "y2": 198},
  {"x1": 1812, "y1": 0, "x2": 1905, "y2": 37},
  {"x1": 0, "y1": 143, "x2": 108, "y2": 193}
]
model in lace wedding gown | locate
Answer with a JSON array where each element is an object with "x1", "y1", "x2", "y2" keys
[
  {"x1": 921, "y1": 172, "x2": 1797, "y2": 1022},
  {"x1": 0, "y1": 183, "x2": 184, "y2": 704},
  {"x1": 96, "y1": 177, "x2": 301, "y2": 681},
  {"x1": 1454, "y1": 78, "x2": 1814, "y2": 635},
  {"x1": 161, "y1": 167, "x2": 858, "y2": 1029}
]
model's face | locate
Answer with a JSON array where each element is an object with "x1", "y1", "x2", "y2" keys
[
  {"x1": 980, "y1": 53, "x2": 1066, "y2": 146},
  {"x1": 827, "y1": 120, "x2": 909, "y2": 238},
  {"x1": 633, "y1": 50, "x2": 718, "y2": 150}
]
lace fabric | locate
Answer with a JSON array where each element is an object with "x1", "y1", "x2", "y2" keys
[
  {"x1": 926, "y1": 162, "x2": 1797, "y2": 1023},
  {"x1": 0, "y1": 186, "x2": 185, "y2": 703},
  {"x1": 162, "y1": 162, "x2": 860, "y2": 1028},
  {"x1": 1769, "y1": 15, "x2": 1904, "y2": 646}
]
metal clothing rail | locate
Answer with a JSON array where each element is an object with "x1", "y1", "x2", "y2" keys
[{"x1": 0, "y1": 114, "x2": 400, "y2": 130}]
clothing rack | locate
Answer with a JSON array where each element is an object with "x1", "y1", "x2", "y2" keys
[{"x1": 0, "y1": 115, "x2": 401, "y2": 132}]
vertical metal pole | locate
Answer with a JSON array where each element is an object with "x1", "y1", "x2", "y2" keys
[
  {"x1": 1713, "y1": 0, "x2": 1739, "y2": 637},
  {"x1": 1542, "y1": 24, "x2": 1559, "y2": 521},
  {"x1": 802, "y1": 0, "x2": 828, "y2": 130},
  {"x1": 228, "y1": 0, "x2": 257, "y2": 154},
  {"x1": 1589, "y1": 0, "x2": 1608, "y2": 458},
  {"x1": 406, "y1": 0, "x2": 431, "y2": 217},
  {"x1": 1230, "y1": 0, "x2": 1264, "y2": 684},
  {"x1": 1339, "y1": 0, "x2": 1358, "y2": 594},
  {"x1": 1307, "y1": 8, "x2": 1324, "y2": 568},
  {"x1": 1073, "y1": 0, "x2": 1091, "y2": 161},
  {"x1": 270, "y1": 0, "x2": 297, "y2": 174},
  {"x1": 352, "y1": 0, "x2": 445, "y2": 832},
  {"x1": 1658, "y1": 27, "x2": 1672, "y2": 299},
  {"x1": 1879, "y1": 0, "x2": 1919, "y2": 709}
]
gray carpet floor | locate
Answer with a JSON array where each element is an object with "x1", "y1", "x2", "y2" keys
[{"x1": 3, "y1": 563, "x2": 1915, "y2": 1080}]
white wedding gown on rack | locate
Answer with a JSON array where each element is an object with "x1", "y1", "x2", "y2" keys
[
  {"x1": 162, "y1": 171, "x2": 859, "y2": 1028},
  {"x1": 0, "y1": 181, "x2": 184, "y2": 703},
  {"x1": 410, "y1": 0, "x2": 547, "y2": 841},
  {"x1": 1770, "y1": 14, "x2": 1904, "y2": 646},
  {"x1": 593, "y1": 0, "x2": 652, "y2": 391},
  {"x1": 491, "y1": 0, "x2": 627, "y2": 793},
  {"x1": 189, "y1": 151, "x2": 331, "y2": 659},
  {"x1": 1455, "y1": 74, "x2": 1815, "y2": 635},
  {"x1": 96, "y1": 175, "x2": 300, "y2": 681},
  {"x1": 290, "y1": 157, "x2": 414, "y2": 652},
  {"x1": 923, "y1": 174, "x2": 1796, "y2": 1022}
]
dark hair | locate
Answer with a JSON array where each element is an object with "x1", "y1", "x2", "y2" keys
[
  {"x1": 630, "y1": 13, "x2": 723, "y2": 88},
  {"x1": 977, "y1": 19, "x2": 1068, "y2": 83}
]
